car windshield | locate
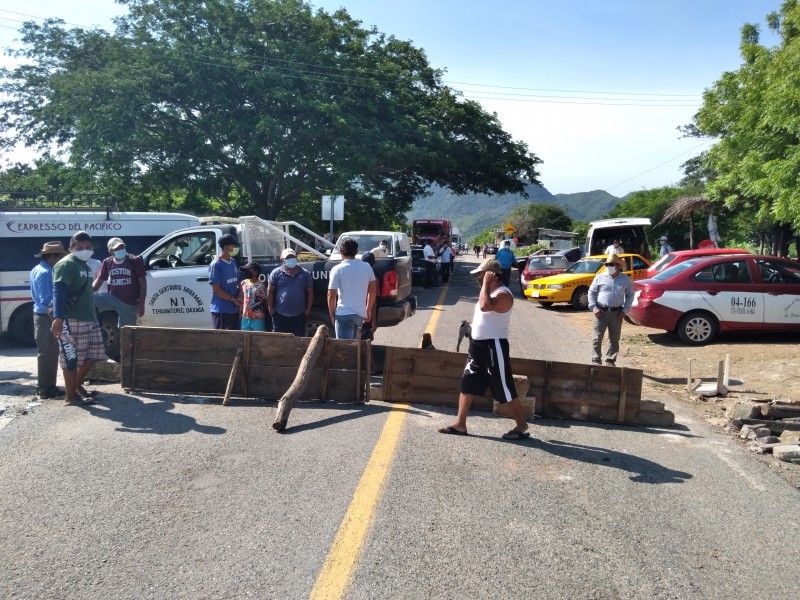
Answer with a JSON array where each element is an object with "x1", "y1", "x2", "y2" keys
[
  {"x1": 565, "y1": 258, "x2": 604, "y2": 274},
  {"x1": 527, "y1": 256, "x2": 570, "y2": 270},
  {"x1": 653, "y1": 260, "x2": 699, "y2": 281},
  {"x1": 337, "y1": 234, "x2": 390, "y2": 254},
  {"x1": 650, "y1": 253, "x2": 676, "y2": 273}
]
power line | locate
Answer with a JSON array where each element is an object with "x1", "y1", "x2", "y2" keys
[{"x1": 604, "y1": 140, "x2": 713, "y2": 191}]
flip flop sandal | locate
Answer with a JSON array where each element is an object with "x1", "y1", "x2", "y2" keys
[
  {"x1": 438, "y1": 425, "x2": 468, "y2": 436},
  {"x1": 64, "y1": 395, "x2": 94, "y2": 406},
  {"x1": 501, "y1": 429, "x2": 530, "y2": 440},
  {"x1": 78, "y1": 386, "x2": 97, "y2": 399}
]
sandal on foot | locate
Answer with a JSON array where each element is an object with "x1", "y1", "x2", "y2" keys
[
  {"x1": 501, "y1": 429, "x2": 530, "y2": 440},
  {"x1": 65, "y1": 395, "x2": 95, "y2": 406},
  {"x1": 78, "y1": 386, "x2": 97, "y2": 399},
  {"x1": 438, "y1": 425, "x2": 468, "y2": 436}
]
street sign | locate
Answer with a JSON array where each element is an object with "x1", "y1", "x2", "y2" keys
[
  {"x1": 504, "y1": 224, "x2": 516, "y2": 235},
  {"x1": 493, "y1": 228, "x2": 505, "y2": 234},
  {"x1": 321, "y1": 195, "x2": 344, "y2": 220}
]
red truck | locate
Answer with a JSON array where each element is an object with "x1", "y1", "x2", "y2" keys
[{"x1": 412, "y1": 219, "x2": 450, "y2": 247}]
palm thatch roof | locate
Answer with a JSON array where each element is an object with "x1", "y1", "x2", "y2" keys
[{"x1": 656, "y1": 196, "x2": 713, "y2": 227}]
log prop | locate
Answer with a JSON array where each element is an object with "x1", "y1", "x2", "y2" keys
[
  {"x1": 273, "y1": 325, "x2": 329, "y2": 432},
  {"x1": 223, "y1": 348, "x2": 243, "y2": 406}
]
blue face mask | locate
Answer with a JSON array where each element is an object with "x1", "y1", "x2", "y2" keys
[
  {"x1": 113, "y1": 249, "x2": 127, "y2": 259},
  {"x1": 285, "y1": 258, "x2": 298, "y2": 269}
]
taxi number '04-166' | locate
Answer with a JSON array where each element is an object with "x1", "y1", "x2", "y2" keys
[{"x1": 730, "y1": 296, "x2": 757, "y2": 315}]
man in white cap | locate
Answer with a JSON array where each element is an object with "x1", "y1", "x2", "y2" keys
[
  {"x1": 267, "y1": 248, "x2": 314, "y2": 336},
  {"x1": 658, "y1": 235, "x2": 674, "y2": 257},
  {"x1": 437, "y1": 258, "x2": 530, "y2": 440},
  {"x1": 93, "y1": 237, "x2": 147, "y2": 329}
]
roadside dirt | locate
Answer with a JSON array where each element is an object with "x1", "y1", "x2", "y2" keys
[{"x1": 562, "y1": 306, "x2": 800, "y2": 489}]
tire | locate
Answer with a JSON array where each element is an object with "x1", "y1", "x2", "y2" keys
[
  {"x1": 10, "y1": 304, "x2": 35, "y2": 346},
  {"x1": 571, "y1": 286, "x2": 590, "y2": 310},
  {"x1": 98, "y1": 310, "x2": 121, "y2": 362},
  {"x1": 305, "y1": 308, "x2": 333, "y2": 337},
  {"x1": 676, "y1": 311, "x2": 718, "y2": 345}
]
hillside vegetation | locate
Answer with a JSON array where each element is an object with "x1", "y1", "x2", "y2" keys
[{"x1": 407, "y1": 184, "x2": 621, "y2": 239}]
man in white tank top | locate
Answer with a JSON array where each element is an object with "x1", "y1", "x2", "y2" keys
[{"x1": 437, "y1": 258, "x2": 530, "y2": 440}]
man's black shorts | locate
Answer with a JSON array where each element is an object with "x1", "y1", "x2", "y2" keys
[{"x1": 461, "y1": 338, "x2": 517, "y2": 403}]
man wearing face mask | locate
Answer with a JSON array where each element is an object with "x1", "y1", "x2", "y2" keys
[
  {"x1": 93, "y1": 237, "x2": 147, "y2": 330},
  {"x1": 437, "y1": 258, "x2": 530, "y2": 440},
  {"x1": 588, "y1": 255, "x2": 634, "y2": 366},
  {"x1": 209, "y1": 233, "x2": 243, "y2": 330},
  {"x1": 370, "y1": 239, "x2": 390, "y2": 259},
  {"x1": 50, "y1": 231, "x2": 107, "y2": 406},
  {"x1": 658, "y1": 235, "x2": 674, "y2": 257},
  {"x1": 267, "y1": 248, "x2": 314, "y2": 336}
]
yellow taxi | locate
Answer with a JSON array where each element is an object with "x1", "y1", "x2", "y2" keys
[{"x1": 523, "y1": 253, "x2": 652, "y2": 309}]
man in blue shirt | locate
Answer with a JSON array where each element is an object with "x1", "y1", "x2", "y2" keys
[
  {"x1": 209, "y1": 233, "x2": 242, "y2": 330},
  {"x1": 588, "y1": 255, "x2": 634, "y2": 366},
  {"x1": 267, "y1": 248, "x2": 314, "y2": 336},
  {"x1": 495, "y1": 240, "x2": 515, "y2": 287},
  {"x1": 30, "y1": 241, "x2": 68, "y2": 398}
]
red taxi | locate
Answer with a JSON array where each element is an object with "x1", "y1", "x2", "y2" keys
[
  {"x1": 516, "y1": 254, "x2": 570, "y2": 296},
  {"x1": 646, "y1": 248, "x2": 749, "y2": 278},
  {"x1": 629, "y1": 255, "x2": 800, "y2": 344}
]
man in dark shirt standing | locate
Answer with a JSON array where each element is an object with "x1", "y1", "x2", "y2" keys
[
  {"x1": 209, "y1": 234, "x2": 243, "y2": 330},
  {"x1": 93, "y1": 237, "x2": 147, "y2": 329}
]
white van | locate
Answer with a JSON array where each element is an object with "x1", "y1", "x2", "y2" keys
[
  {"x1": 584, "y1": 218, "x2": 652, "y2": 261},
  {"x1": 1, "y1": 209, "x2": 200, "y2": 344}
]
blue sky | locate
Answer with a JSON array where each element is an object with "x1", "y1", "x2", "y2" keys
[{"x1": 0, "y1": 0, "x2": 783, "y2": 196}]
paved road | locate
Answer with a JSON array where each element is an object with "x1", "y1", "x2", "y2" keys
[{"x1": 1, "y1": 255, "x2": 798, "y2": 599}]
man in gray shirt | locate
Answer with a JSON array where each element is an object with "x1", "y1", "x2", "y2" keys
[{"x1": 588, "y1": 255, "x2": 633, "y2": 366}]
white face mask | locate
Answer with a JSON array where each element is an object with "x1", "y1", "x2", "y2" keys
[
  {"x1": 379, "y1": 245, "x2": 386, "y2": 251},
  {"x1": 606, "y1": 265, "x2": 617, "y2": 275},
  {"x1": 660, "y1": 240, "x2": 666, "y2": 245},
  {"x1": 72, "y1": 249, "x2": 94, "y2": 262}
]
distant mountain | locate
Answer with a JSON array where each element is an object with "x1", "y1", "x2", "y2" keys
[{"x1": 406, "y1": 185, "x2": 621, "y2": 239}]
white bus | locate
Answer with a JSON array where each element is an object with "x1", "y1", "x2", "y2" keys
[{"x1": 1, "y1": 209, "x2": 200, "y2": 345}]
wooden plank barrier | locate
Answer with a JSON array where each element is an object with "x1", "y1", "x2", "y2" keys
[
  {"x1": 382, "y1": 347, "x2": 643, "y2": 425},
  {"x1": 121, "y1": 326, "x2": 369, "y2": 404}
]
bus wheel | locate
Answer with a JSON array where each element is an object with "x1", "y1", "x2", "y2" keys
[{"x1": 10, "y1": 304, "x2": 35, "y2": 346}]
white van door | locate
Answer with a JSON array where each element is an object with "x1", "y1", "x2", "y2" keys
[{"x1": 139, "y1": 229, "x2": 220, "y2": 329}]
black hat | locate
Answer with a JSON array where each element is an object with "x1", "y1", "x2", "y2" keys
[
  {"x1": 218, "y1": 234, "x2": 240, "y2": 247},
  {"x1": 240, "y1": 262, "x2": 260, "y2": 274}
]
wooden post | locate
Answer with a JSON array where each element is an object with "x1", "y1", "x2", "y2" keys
[
  {"x1": 273, "y1": 325, "x2": 329, "y2": 432},
  {"x1": 356, "y1": 337, "x2": 361, "y2": 403},
  {"x1": 618, "y1": 367, "x2": 628, "y2": 423},
  {"x1": 320, "y1": 338, "x2": 331, "y2": 403},
  {"x1": 223, "y1": 348, "x2": 243, "y2": 406}
]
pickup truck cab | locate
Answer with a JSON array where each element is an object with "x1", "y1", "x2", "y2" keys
[{"x1": 99, "y1": 217, "x2": 416, "y2": 360}]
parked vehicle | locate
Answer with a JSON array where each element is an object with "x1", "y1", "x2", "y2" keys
[
  {"x1": 525, "y1": 253, "x2": 651, "y2": 309},
  {"x1": 584, "y1": 218, "x2": 651, "y2": 261},
  {"x1": 629, "y1": 254, "x2": 800, "y2": 345},
  {"x1": 484, "y1": 243, "x2": 497, "y2": 255},
  {"x1": 645, "y1": 247, "x2": 749, "y2": 278},
  {"x1": 410, "y1": 247, "x2": 427, "y2": 286},
  {"x1": 412, "y1": 219, "x2": 450, "y2": 247},
  {"x1": 1, "y1": 207, "x2": 200, "y2": 345},
  {"x1": 99, "y1": 217, "x2": 416, "y2": 360},
  {"x1": 556, "y1": 246, "x2": 583, "y2": 264},
  {"x1": 329, "y1": 231, "x2": 412, "y2": 261},
  {"x1": 517, "y1": 254, "x2": 570, "y2": 296}
]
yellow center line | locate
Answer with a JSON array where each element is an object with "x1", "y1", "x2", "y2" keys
[{"x1": 309, "y1": 281, "x2": 449, "y2": 600}]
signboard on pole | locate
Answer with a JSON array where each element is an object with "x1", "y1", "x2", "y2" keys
[{"x1": 321, "y1": 195, "x2": 344, "y2": 221}]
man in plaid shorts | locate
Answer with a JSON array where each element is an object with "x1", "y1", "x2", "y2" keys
[
  {"x1": 50, "y1": 231, "x2": 107, "y2": 406},
  {"x1": 437, "y1": 258, "x2": 530, "y2": 440}
]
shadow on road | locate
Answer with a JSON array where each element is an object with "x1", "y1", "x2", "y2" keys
[{"x1": 86, "y1": 394, "x2": 227, "y2": 435}]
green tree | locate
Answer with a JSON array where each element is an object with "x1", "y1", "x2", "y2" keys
[
  {"x1": 687, "y1": 1, "x2": 800, "y2": 255},
  {"x1": 507, "y1": 202, "x2": 572, "y2": 244},
  {"x1": 0, "y1": 0, "x2": 540, "y2": 223}
]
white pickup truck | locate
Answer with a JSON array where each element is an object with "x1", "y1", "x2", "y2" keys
[{"x1": 99, "y1": 217, "x2": 416, "y2": 360}]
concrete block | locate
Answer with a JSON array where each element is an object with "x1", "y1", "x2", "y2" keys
[
  {"x1": 640, "y1": 400, "x2": 665, "y2": 413},
  {"x1": 637, "y1": 410, "x2": 675, "y2": 427},
  {"x1": 779, "y1": 430, "x2": 800, "y2": 444},
  {"x1": 773, "y1": 444, "x2": 800, "y2": 464},
  {"x1": 727, "y1": 402, "x2": 760, "y2": 420},
  {"x1": 87, "y1": 360, "x2": 120, "y2": 382},
  {"x1": 494, "y1": 395, "x2": 535, "y2": 420}
]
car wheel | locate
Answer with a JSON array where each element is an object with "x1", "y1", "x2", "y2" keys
[
  {"x1": 538, "y1": 302, "x2": 555, "y2": 309},
  {"x1": 305, "y1": 308, "x2": 333, "y2": 337},
  {"x1": 676, "y1": 312, "x2": 718, "y2": 345},
  {"x1": 10, "y1": 303, "x2": 35, "y2": 346},
  {"x1": 98, "y1": 310, "x2": 121, "y2": 362},
  {"x1": 571, "y1": 286, "x2": 589, "y2": 310}
]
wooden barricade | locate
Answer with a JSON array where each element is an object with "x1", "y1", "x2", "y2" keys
[
  {"x1": 382, "y1": 347, "x2": 643, "y2": 425},
  {"x1": 121, "y1": 327, "x2": 370, "y2": 403}
]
